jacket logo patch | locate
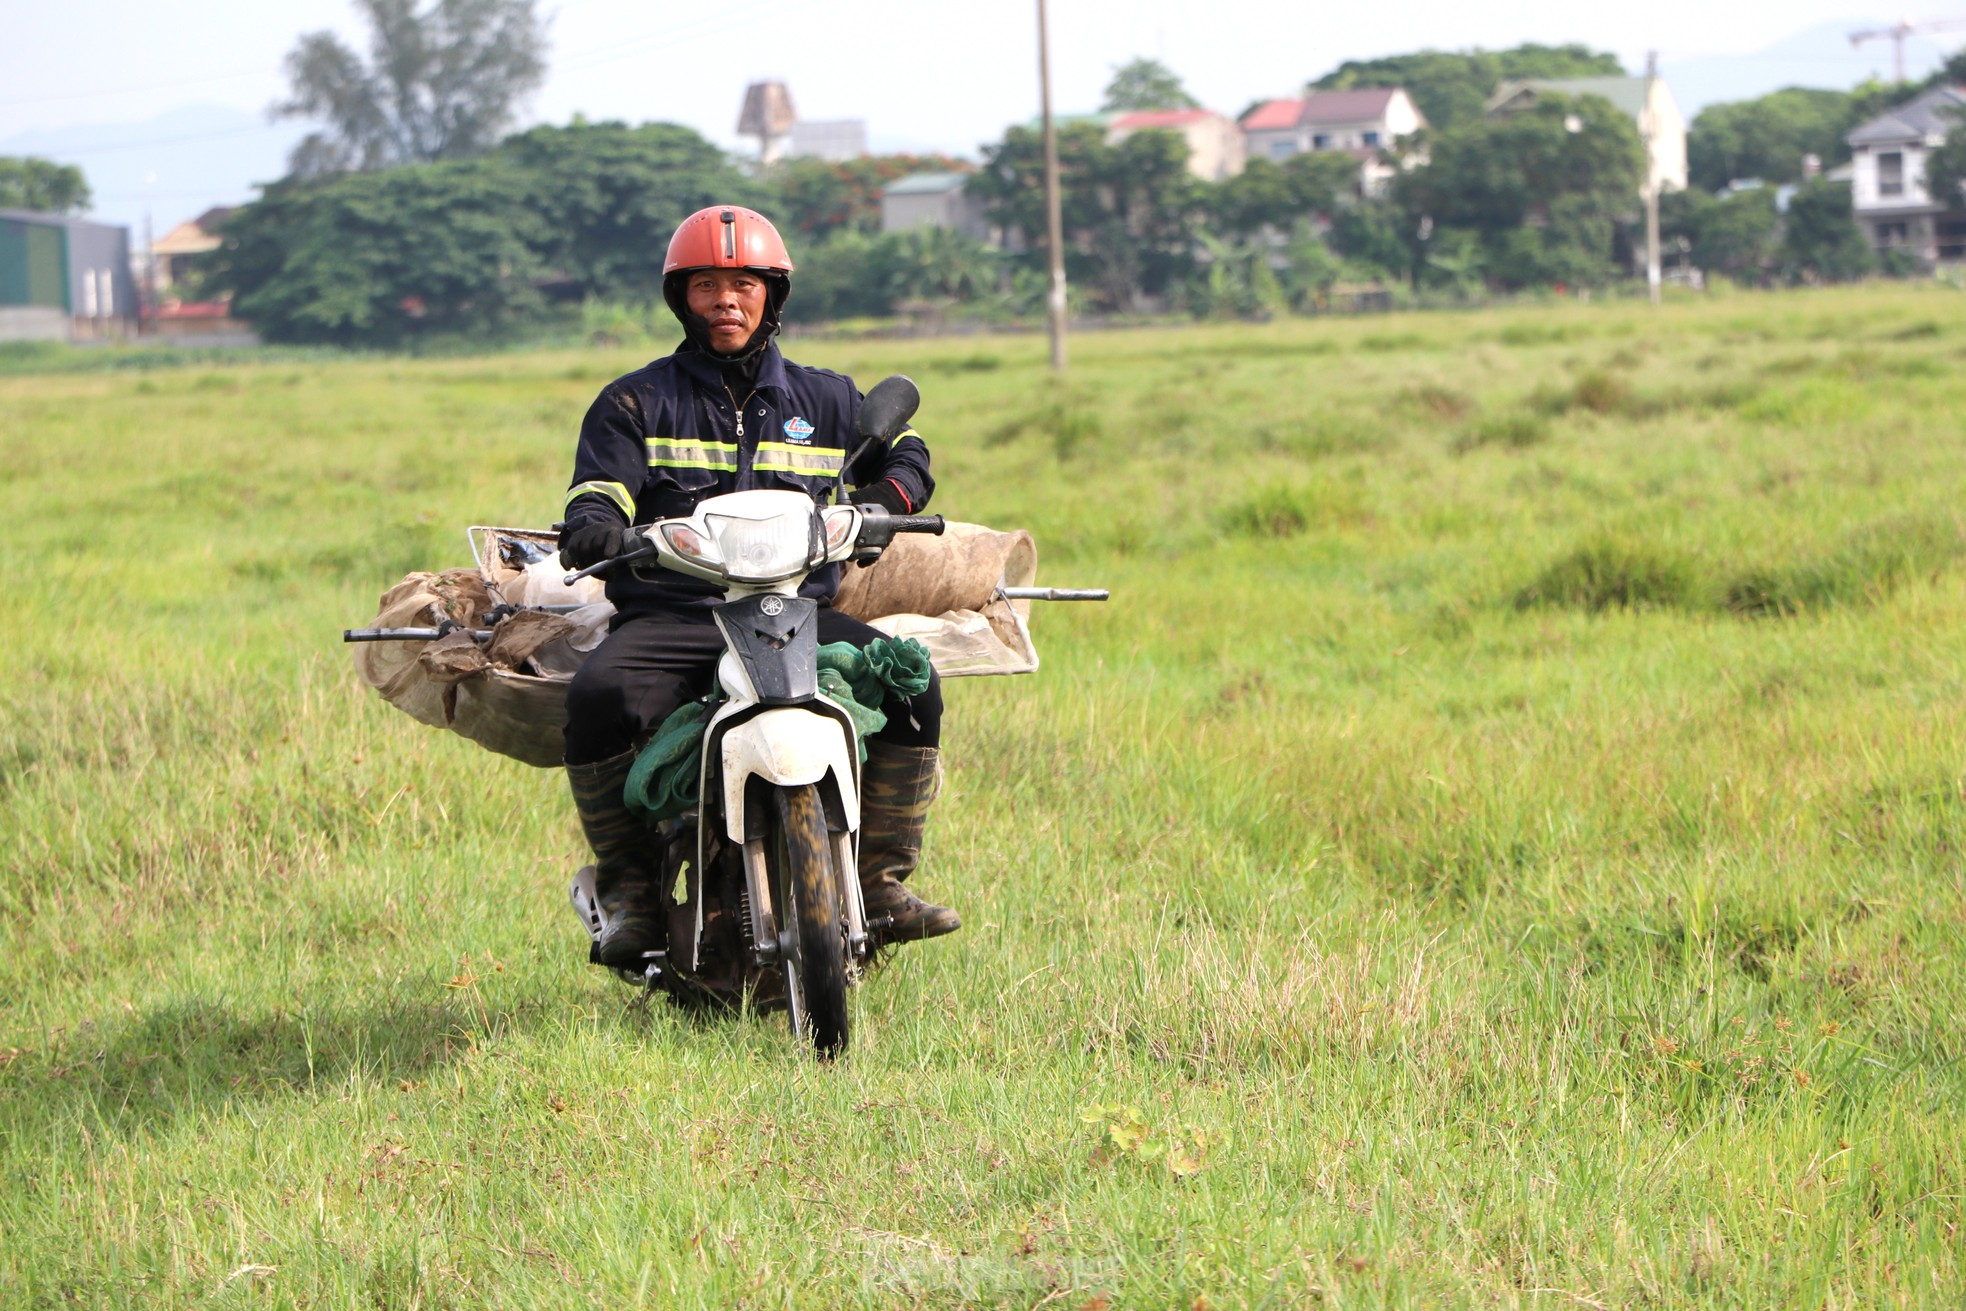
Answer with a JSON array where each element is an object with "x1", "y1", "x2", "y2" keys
[{"x1": 783, "y1": 416, "x2": 815, "y2": 444}]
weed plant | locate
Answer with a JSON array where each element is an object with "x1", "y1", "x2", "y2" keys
[{"x1": 3, "y1": 284, "x2": 1964, "y2": 1307}]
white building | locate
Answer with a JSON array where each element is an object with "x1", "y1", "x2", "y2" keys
[
  {"x1": 1240, "y1": 89, "x2": 1427, "y2": 197},
  {"x1": 879, "y1": 173, "x2": 992, "y2": 242},
  {"x1": 1487, "y1": 76, "x2": 1688, "y2": 196},
  {"x1": 1106, "y1": 108, "x2": 1246, "y2": 181},
  {"x1": 1242, "y1": 88, "x2": 1426, "y2": 160},
  {"x1": 788, "y1": 120, "x2": 867, "y2": 162},
  {"x1": 1845, "y1": 85, "x2": 1966, "y2": 264}
]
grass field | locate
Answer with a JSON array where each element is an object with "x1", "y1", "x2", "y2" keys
[{"x1": 4, "y1": 283, "x2": 1965, "y2": 1308}]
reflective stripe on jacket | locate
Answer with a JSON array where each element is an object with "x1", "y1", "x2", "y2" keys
[{"x1": 562, "y1": 341, "x2": 933, "y2": 613}]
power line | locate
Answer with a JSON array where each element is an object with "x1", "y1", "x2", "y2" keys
[
  {"x1": 554, "y1": 0, "x2": 832, "y2": 73},
  {"x1": 0, "y1": 68, "x2": 266, "y2": 109},
  {"x1": 33, "y1": 123, "x2": 286, "y2": 159}
]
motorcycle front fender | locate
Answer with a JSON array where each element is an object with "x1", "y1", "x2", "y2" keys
[{"x1": 717, "y1": 705, "x2": 861, "y2": 844}]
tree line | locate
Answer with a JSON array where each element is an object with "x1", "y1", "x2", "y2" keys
[
  {"x1": 7, "y1": 0, "x2": 1962, "y2": 344},
  {"x1": 186, "y1": 24, "x2": 1957, "y2": 343}
]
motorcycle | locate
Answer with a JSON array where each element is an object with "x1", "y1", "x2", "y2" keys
[{"x1": 561, "y1": 376, "x2": 946, "y2": 1058}]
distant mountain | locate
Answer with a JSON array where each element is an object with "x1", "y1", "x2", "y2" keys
[
  {"x1": 0, "y1": 105, "x2": 304, "y2": 240},
  {"x1": 1663, "y1": 19, "x2": 1964, "y2": 117}
]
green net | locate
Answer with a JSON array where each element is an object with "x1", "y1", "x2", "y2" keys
[{"x1": 623, "y1": 636, "x2": 933, "y2": 822}]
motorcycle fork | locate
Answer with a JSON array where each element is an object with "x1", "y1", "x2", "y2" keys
[
  {"x1": 834, "y1": 830, "x2": 868, "y2": 958},
  {"x1": 740, "y1": 836, "x2": 777, "y2": 965},
  {"x1": 739, "y1": 825, "x2": 869, "y2": 967}
]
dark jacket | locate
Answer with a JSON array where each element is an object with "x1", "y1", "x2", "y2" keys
[{"x1": 562, "y1": 341, "x2": 933, "y2": 614}]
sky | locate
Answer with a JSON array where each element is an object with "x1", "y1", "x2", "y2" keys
[{"x1": 3, "y1": 0, "x2": 1963, "y2": 233}]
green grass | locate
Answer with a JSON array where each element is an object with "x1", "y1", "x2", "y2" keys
[{"x1": 4, "y1": 283, "x2": 1966, "y2": 1308}]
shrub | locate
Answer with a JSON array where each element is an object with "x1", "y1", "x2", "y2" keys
[
  {"x1": 1218, "y1": 481, "x2": 1364, "y2": 539},
  {"x1": 1724, "y1": 516, "x2": 1966, "y2": 616},
  {"x1": 1399, "y1": 383, "x2": 1476, "y2": 421},
  {"x1": 1452, "y1": 411, "x2": 1550, "y2": 453},
  {"x1": 1515, "y1": 540, "x2": 1700, "y2": 612}
]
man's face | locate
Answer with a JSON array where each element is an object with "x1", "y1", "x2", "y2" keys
[{"x1": 686, "y1": 268, "x2": 769, "y2": 354}]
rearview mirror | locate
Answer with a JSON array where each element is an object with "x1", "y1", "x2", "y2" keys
[{"x1": 855, "y1": 375, "x2": 920, "y2": 443}]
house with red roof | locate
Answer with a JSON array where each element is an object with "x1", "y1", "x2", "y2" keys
[
  {"x1": 1106, "y1": 108, "x2": 1247, "y2": 181},
  {"x1": 1241, "y1": 89, "x2": 1427, "y2": 196}
]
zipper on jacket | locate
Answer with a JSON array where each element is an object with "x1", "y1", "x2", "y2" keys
[{"x1": 724, "y1": 384, "x2": 758, "y2": 439}]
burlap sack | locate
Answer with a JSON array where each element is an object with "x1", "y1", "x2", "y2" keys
[
  {"x1": 350, "y1": 556, "x2": 593, "y2": 769},
  {"x1": 834, "y1": 523, "x2": 1039, "y2": 676},
  {"x1": 353, "y1": 522, "x2": 1042, "y2": 769}
]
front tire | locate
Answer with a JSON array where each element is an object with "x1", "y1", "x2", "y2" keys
[{"x1": 770, "y1": 783, "x2": 850, "y2": 1058}]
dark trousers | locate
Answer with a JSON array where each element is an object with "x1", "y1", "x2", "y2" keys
[{"x1": 563, "y1": 605, "x2": 943, "y2": 765}]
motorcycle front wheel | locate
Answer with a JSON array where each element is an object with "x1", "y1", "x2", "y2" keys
[{"x1": 769, "y1": 782, "x2": 850, "y2": 1058}]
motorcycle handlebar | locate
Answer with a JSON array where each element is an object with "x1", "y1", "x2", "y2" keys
[
  {"x1": 562, "y1": 535, "x2": 655, "y2": 586},
  {"x1": 888, "y1": 514, "x2": 945, "y2": 536}
]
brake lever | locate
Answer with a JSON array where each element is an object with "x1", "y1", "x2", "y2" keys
[{"x1": 562, "y1": 537, "x2": 655, "y2": 586}]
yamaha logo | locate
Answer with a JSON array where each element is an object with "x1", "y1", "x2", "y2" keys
[{"x1": 759, "y1": 596, "x2": 785, "y2": 616}]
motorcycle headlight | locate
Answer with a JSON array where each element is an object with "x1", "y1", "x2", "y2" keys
[{"x1": 705, "y1": 509, "x2": 815, "y2": 583}]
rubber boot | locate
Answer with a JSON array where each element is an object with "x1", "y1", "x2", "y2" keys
[
  {"x1": 858, "y1": 741, "x2": 961, "y2": 942},
  {"x1": 566, "y1": 749, "x2": 666, "y2": 969}
]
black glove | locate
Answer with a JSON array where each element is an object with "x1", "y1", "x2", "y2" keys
[
  {"x1": 849, "y1": 480, "x2": 909, "y2": 515},
  {"x1": 558, "y1": 522, "x2": 625, "y2": 570}
]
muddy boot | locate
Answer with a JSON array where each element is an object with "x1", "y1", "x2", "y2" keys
[
  {"x1": 858, "y1": 741, "x2": 961, "y2": 943},
  {"x1": 567, "y1": 749, "x2": 666, "y2": 970}
]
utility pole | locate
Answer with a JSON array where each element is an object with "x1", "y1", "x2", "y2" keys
[
  {"x1": 1037, "y1": 0, "x2": 1067, "y2": 371},
  {"x1": 142, "y1": 211, "x2": 156, "y2": 338},
  {"x1": 1643, "y1": 50, "x2": 1661, "y2": 306}
]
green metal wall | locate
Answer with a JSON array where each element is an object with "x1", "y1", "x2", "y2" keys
[{"x1": 0, "y1": 219, "x2": 70, "y2": 309}]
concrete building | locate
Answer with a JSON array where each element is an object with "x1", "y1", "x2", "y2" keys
[
  {"x1": 149, "y1": 206, "x2": 234, "y2": 294},
  {"x1": 1240, "y1": 89, "x2": 1427, "y2": 197},
  {"x1": 879, "y1": 172, "x2": 991, "y2": 242},
  {"x1": 0, "y1": 209, "x2": 136, "y2": 341},
  {"x1": 1487, "y1": 76, "x2": 1689, "y2": 195},
  {"x1": 1845, "y1": 84, "x2": 1966, "y2": 264},
  {"x1": 1243, "y1": 89, "x2": 1427, "y2": 160},
  {"x1": 787, "y1": 119, "x2": 867, "y2": 162},
  {"x1": 1106, "y1": 108, "x2": 1246, "y2": 180}
]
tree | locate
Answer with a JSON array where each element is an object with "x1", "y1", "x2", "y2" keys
[
  {"x1": 770, "y1": 154, "x2": 971, "y2": 241},
  {"x1": 1310, "y1": 44, "x2": 1623, "y2": 132},
  {"x1": 498, "y1": 121, "x2": 769, "y2": 298},
  {"x1": 0, "y1": 157, "x2": 90, "y2": 213},
  {"x1": 274, "y1": 0, "x2": 548, "y2": 178},
  {"x1": 1778, "y1": 179, "x2": 1875, "y2": 283},
  {"x1": 1660, "y1": 187, "x2": 1779, "y2": 282},
  {"x1": 1396, "y1": 92, "x2": 1643, "y2": 288},
  {"x1": 1687, "y1": 88, "x2": 1857, "y2": 191},
  {"x1": 778, "y1": 226, "x2": 998, "y2": 323},
  {"x1": 1210, "y1": 152, "x2": 1360, "y2": 234},
  {"x1": 208, "y1": 121, "x2": 753, "y2": 344},
  {"x1": 1325, "y1": 201, "x2": 1415, "y2": 283},
  {"x1": 1101, "y1": 58, "x2": 1199, "y2": 112},
  {"x1": 1924, "y1": 104, "x2": 1966, "y2": 215},
  {"x1": 212, "y1": 162, "x2": 545, "y2": 345},
  {"x1": 969, "y1": 120, "x2": 1201, "y2": 311}
]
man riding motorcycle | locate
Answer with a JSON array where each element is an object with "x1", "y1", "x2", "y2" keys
[{"x1": 558, "y1": 204, "x2": 960, "y2": 971}]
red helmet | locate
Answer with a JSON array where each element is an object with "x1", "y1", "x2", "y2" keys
[{"x1": 663, "y1": 205, "x2": 794, "y2": 276}]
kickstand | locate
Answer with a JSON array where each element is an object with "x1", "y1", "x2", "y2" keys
[{"x1": 628, "y1": 955, "x2": 666, "y2": 1011}]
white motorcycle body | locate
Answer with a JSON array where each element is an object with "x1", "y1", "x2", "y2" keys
[{"x1": 570, "y1": 488, "x2": 921, "y2": 1029}]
